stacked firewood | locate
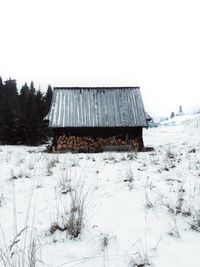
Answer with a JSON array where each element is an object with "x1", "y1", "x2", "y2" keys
[{"x1": 53, "y1": 135, "x2": 141, "y2": 152}]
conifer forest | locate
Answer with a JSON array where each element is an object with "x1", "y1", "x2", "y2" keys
[{"x1": 0, "y1": 76, "x2": 52, "y2": 146}]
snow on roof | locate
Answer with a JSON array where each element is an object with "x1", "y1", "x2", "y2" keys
[{"x1": 46, "y1": 87, "x2": 148, "y2": 128}]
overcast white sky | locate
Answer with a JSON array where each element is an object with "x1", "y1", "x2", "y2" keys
[{"x1": 0, "y1": 0, "x2": 200, "y2": 117}]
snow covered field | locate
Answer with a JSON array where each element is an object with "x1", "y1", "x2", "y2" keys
[
  {"x1": 160, "y1": 113, "x2": 200, "y2": 128},
  {"x1": 0, "y1": 123, "x2": 200, "y2": 267}
]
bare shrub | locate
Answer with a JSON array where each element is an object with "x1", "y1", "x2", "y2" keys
[
  {"x1": 9, "y1": 168, "x2": 30, "y2": 180},
  {"x1": 46, "y1": 156, "x2": 59, "y2": 176},
  {"x1": 0, "y1": 181, "x2": 42, "y2": 267},
  {"x1": 46, "y1": 161, "x2": 54, "y2": 176},
  {"x1": 166, "y1": 145, "x2": 175, "y2": 160},
  {"x1": 128, "y1": 241, "x2": 151, "y2": 267},
  {"x1": 71, "y1": 158, "x2": 79, "y2": 167},
  {"x1": 175, "y1": 185, "x2": 185, "y2": 214},
  {"x1": 49, "y1": 156, "x2": 59, "y2": 168},
  {"x1": 127, "y1": 153, "x2": 137, "y2": 160},
  {"x1": 149, "y1": 154, "x2": 159, "y2": 165},
  {"x1": 124, "y1": 168, "x2": 134, "y2": 190},
  {"x1": 127, "y1": 231, "x2": 154, "y2": 267},
  {"x1": 18, "y1": 157, "x2": 25, "y2": 164},
  {"x1": 18, "y1": 168, "x2": 30, "y2": 179},
  {"x1": 168, "y1": 214, "x2": 181, "y2": 238},
  {"x1": 0, "y1": 226, "x2": 41, "y2": 267},
  {"x1": 101, "y1": 234, "x2": 109, "y2": 250},
  {"x1": 190, "y1": 210, "x2": 200, "y2": 232},
  {"x1": 99, "y1": 232, "x2": 111, "y2": 267},
  {"x1": 163, "y1": 183, "x2": 187, "y2": 217},
  {"x1": 10, "y1": 169, "x2": 19, "y2": 180},
  {"x1": 65, "y1": 188, "x2": 85, "y2": 239},
  {"x1": 28, "y1": 238, "x2": 37, "y2": 267},
  {"x1": 50, "y1": 183, "x2": 87, "y2": 239},
  {"x1": 129, "y1": 255, "x2": 151, "y2": 267},
  {"x1": 144, "y1": 191, "x2": 153, "y2": 209},
  {"x1": 103, "y1": 154, "x2": 116, "y2": 162},
  {"x1": 28, "y1": 162, "x2": 34, "y2": 171},
  {"x1": 57, "y1": 171, "x2": 72, "y2": 194},
  {"x1": 0, "y1": 193, "x2": 4, "y2": 207},
  {"x1": 120, "y1": 155, "x2": 126, "y2": 161}
]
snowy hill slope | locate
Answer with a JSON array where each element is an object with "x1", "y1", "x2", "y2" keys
[
  {"x1": 0, "y1": 124, "x2": 200, "y2": 267},
  {"x1": 160, "y1": 113, "x2": 200, "y2": 128}
]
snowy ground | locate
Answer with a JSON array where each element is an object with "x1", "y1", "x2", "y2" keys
[
  {"x1": 160, "y1": 113, "x2": 200, "y2": 128},
  {"x1": 0, "y1": 124, "x2": 200, "y2": 267}
]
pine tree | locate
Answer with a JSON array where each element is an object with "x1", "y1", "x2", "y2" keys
[
  {"x1": 0, "y1": 76, "x2": 3, "y2": 95},
  {"x1": 18, "y1": 83, "x2": 51, "y2": 145},
  {"x1": 30, "y1": 81, "x2": 36, "y2": 95},
  {"x1": 18, "y1": 83, "x2": 31, "y2": 144},
  {"x1": 170, "y1": 111, "x2": 175, "y2": 119},
  {"x1": 0, "y1": 79, "x2": 19, "y2": 144},
  {"x1": 18, "y1": 82, "x2": 39, "y2": 145},
  {"x1": 0, "y1": 77, "x2": 4, "y2": 111},
  {"x1": 44, "y1": 85, "x2": 53, "y2": 116},
  {"x1": 36, "y1": 89, "x2": 50, "y2": 143},
  {"x1": 0, "y1": 77, "x2": 4, "y2": 143},
  {"x1": 0, "y1": 75, "x2": 52, "y2": 146},
  {"x1": 179, "y1": 105, "x2": 183, "y2": 115}
]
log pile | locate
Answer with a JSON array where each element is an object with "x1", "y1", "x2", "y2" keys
[{"x1": 52, "y1": 135, "x2": 143, "y2": 153}]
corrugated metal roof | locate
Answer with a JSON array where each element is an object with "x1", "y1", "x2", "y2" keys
[{"x1": 46, "y1": 87, "x2": 148, "y2": 128}]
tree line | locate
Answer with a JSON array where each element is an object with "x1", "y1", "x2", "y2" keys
[{"x1": 0, "y1": 76, "x2": 52, "y2": 146}]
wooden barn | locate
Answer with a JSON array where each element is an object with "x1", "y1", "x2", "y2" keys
[{"x1": 46, "y1": 87, "x2": 149, "y2": 152}]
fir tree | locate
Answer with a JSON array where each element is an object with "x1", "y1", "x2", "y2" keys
[
  {"x1": 170, "y1": 111, "x2": 175, "y2": 119},
  {"x1": 0, "y1": 75, "x2": 52, "y2": 145},
  {"x1": 18, "y1": 82, "x2": 51, "y2": 145},
  {"x1": 179, "y1": 105, "x2": 183, "y2": 115},
  {"x1": 0, "y1": 79, "x2": 19, "y2": 144},
  {"x1": 44, "y1": 85, "x2": 53, "y2": 116}
]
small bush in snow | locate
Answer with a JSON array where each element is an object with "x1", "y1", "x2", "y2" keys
[
  {"x1": 124, "y1": 168, "x2": 134, "y2": 190},
  {"x1": 71, "y1": 158, "x2": 79, "y2": 167},
  {"x1": 175, "y1": 185, "x2": 185, "y2": 215},
  {"x1": 144, "y1": 191, "x2": 153, "y2": 209},
  {"x1": 128, "y1": 238, "x2": 152, "y2": 267},
  {"x1": 120, "y1": 155, "x2": 127, "y2": 161},
  {"x1": 127, "y1": 153, "x2": 137, "y2": 160},
  {"x1": 28, "y1": 162, "x2": 34, "y2": 171},
  {"x1": 128, "y1": 252, "x2": 151, "y2": 267},
  {"x1": 168, "y1": 215, "x2": 181, "y2": 238},
  {"x1": 165, "y1": 145, "x2": 175, "y2": 160},
  {"x1": 103, "y1": 154, "x2": 116, "y2": 162},
  {"x1": 9, "y1": 168, "x2": 30, "y2": 180},
  {"x1": 190, "y1": 211, "x2": 200, "y2": 232},
  {"x1": 0, "y1": 193, "x2": 4, "y2": 207},
  {"x1": 101, "y1": 234, "x2": 109, "y2": 249},
  {"x1": 65, "y1": 189, "x2": 85, "y2": 239},
  {"x1": 50, "y1": 184, "x2": 86, "y2": 239},
  {"x1": 164, "y1": 183, "x2": 188, "y2": 217},
  {"x1": 9, "y1": 169, "x2": 18, "y2": 180},
  {"x1": 46, "y1": 157, "x2": 58, "y2": 176},
  {"x1": 57, "y1": 171, "x2": 72, "y2": 194},
  {"x1": 149, "y1": 154, "x2": 158, "y2": 165},
  {"x1": 0, "y1": 227, "x2": 40, "y2": 267}
]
